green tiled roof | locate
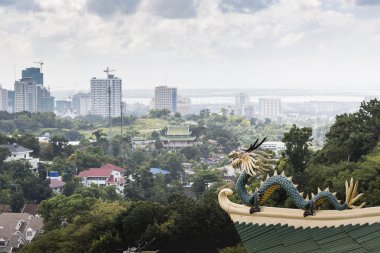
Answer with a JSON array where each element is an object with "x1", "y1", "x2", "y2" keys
[
  {"x1": 161, "y1": 136, "x2": 196, "y2": 141},
  {"x1": 166, "y1": 126, "x2": 191, "y2": 136},
  {"x1": 235, "y1": 222, "x2": 380, "y2": 253}
]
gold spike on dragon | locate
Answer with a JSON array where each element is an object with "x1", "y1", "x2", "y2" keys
[{"x1": 229, "y1": 138, "x2": 366, "y2": 217}]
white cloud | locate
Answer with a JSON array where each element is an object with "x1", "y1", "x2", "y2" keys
[
  {"x1": 276, "y1": 33, "x2": 304, "y2": 47},
  {"x1": 0, "y1": 0, "x2": 380, "y2": 90}
]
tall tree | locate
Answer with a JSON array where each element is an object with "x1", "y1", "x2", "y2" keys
[
  {"x1": 319, "y1": 99, "x2": 380, "y2": 163},
  {"x1": 282, "y1": 124, "x2": 313, "y2": 187}
]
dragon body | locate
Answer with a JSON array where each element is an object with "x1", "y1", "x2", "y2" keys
[{"x1": 230, "y1": 139, "x2": 365, "y2": 216}]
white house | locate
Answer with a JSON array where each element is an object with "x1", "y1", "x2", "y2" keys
[
  {"x1": 49, "y1": 178, "x2": 66, "y2": 194},
  {"x1": 77, "y1": 163, "x2": 125, "y2": 195},
  {"x1": 0, "y1": 144, "x2": 40, "y2": 171},
  {"x1": 260, "y1": 141, "x2": 286, "y2": 157}
]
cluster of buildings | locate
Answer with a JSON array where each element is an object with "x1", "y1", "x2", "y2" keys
[
  {"x1": 0, "y1": 66, "x2": 124, "y2": 119},
  {"x1": 234, "y1": 93, "x2": 282, "y2": 119},
  {"x1": 0, "y1": 67, "x2": 54, "y2": 113},
  {"x1": 233, "y1": 93, "x2": 363, "y2": 127},
  {"x1": 0, "y1": 66, "x2": 191, "y2": 118},
  {"x1": 56, "y1": 71, "x2": 123, "y2": 118}
]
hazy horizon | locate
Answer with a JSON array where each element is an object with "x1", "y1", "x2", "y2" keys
[
  {"x1": 1, "y1": 0, "x2": 380, "y2": 90},
  {"x1": 51, "y1": 87, "x2": 380, "y2": 100}
]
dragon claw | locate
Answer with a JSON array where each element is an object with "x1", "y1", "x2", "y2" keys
[
  {"x1": 249, "y1": 207, "x2": 261, "y2": 214},
  {"x1": 303, "y1": 210, "x2": 315, "y2": 217}
]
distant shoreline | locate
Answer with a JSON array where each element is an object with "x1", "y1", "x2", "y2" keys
[{"x1": 51, "y1": 88, "x2": 380, "y2": 100}]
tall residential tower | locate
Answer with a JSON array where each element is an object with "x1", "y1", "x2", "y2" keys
[
  {"x1": 90, "y1": 74, "x2": 122, "y2": 117},
  {"x1": 14, "y1": 78, "x2": 37, "y2": 112}
]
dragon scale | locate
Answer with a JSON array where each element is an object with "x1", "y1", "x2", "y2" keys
[{"x1": 236, "y1": 171, "x2": 347, "y2": 212}]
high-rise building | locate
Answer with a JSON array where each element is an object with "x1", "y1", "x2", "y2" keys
[
  {"x1": 154, "y1": 86, "x2": 177, "y2": 112},
  {"x1": 22, "y1": 67, "x2": 43, "y2": 85},
  {"x1": 235, "y1": 93, "x2": 249, "y2": 116},
  {"x1": 7, "y1": 90, "x2": 14, "y2": 113},
  {"x1": 0, "y1": 86, "x2": 8, "y2": 111},
  {"x1": 258, "y1": 98, "x2": 281, "y2": 118},
  {"x1": 90, "y1": 75, "x2": 122, "y2": 118},
  {"x1": 14, "y1": 78, "x2": 37, "y2": 112},
  {"x1": 40, "y1": 87, "x2": 55, "y2": 112},
  {"x1": 72, "y1": 92, "x2": 91, "y2": 116},
  {"x1": 177, "y1": 97, "x2": 191, "y2": 115},
  {"x1": 14, "y1": 67, "x2": 54, "y2": 113}
]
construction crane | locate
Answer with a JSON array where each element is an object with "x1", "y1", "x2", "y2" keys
[
  {"x1": 33, "y1": 61, "x2": 44, "y2": 72},
  {"x1": 103, "y1": 67, "x2": 115, "y2": 79},
  {"x1": 103, "y1": 67, "x2": 116, "y2": 154}
]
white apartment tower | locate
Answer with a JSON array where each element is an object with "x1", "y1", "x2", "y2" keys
[
  {"x1": 14, "y1": 78, "x2": 37, "y2": 113},
  {"x1": 90, "y1": 74, "x2": 122, "y2": 118},
  {"x1": 154, "y1": 86, "x2": 177, "y2": 112},
  {"x1": 259, "y1": 98, "x2": 281, "y2": 118}
]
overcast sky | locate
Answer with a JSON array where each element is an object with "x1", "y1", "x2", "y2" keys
[{"x1": 1, "y1": 0, "x2": 380, "y2": 91}]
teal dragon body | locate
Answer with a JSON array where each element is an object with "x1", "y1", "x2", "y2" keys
[{"x1": 230, "y1": 139, "x2": 365, "y2": 216}]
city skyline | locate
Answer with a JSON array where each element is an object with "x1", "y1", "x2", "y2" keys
[{"x1": 1, "y1": 1, "x2": 380, "y2": 90}]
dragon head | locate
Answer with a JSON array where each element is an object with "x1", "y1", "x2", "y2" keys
[{"x1": 228, "y1": 138, "x2": 275, "y2": 176}]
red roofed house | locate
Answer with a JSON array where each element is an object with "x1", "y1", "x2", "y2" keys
[{"x1": 78, "y1": 163, "x2": 126, "y2": 195}]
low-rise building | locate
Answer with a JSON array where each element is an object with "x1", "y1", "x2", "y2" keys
[
  {"x1": 77, "y1": 163, "x2": 126, "y2": 195},
  {"x1": 0, "y1": 144, "x2": 39, "y2": 171},
  {"x1": 260, "y1": 141, "x2": 286, "y2": 157},
  {"x1": 149, "y1": 168, "x2": 170, "y2": 179},
  {"x1": 131, "y1": 137, "x2": 154, "y2": 150},
  {"x1": 49, "y1": 178, "x2": 66, "y2": 194},
  {"x1": 216, "y1": 165, "x2": 237, "y2": 184},
  {"x1": 0, "y1": 212, "x2": 43, "y2": 252},
  {"x1": 161, "y1": 126, "x2": 196, "y2": 150}
]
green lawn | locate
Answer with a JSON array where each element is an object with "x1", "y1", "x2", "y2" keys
[{"x1": 79, "y1": 118, "x2": 169, "y2": 139}]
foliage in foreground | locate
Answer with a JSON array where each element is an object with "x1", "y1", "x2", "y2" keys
[{"x1": 21, "y1": 189, "x2": 239, "y2": 253}]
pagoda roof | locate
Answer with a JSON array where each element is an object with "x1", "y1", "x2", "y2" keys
[
  {"x1": 234, "y1": 222, "x2": 380, "y2": 253},
  {"x1": 219, "y1": 188, "x2": 380, "y2": 252},
  {"x1": 161, "y1": 136, "x2": 196, "y2": 141},
  {"x1": 166, "y1": 126, "x2": 191, "y2": 136}
]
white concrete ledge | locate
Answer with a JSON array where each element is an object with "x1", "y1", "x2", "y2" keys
[{"x1": 218, "y1": 188, "x2": 380, "y2": 228}]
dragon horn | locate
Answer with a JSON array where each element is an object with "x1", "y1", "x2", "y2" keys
[
  {"x1": 255, "y1": 138, "x2": 267, "y2": 150},
  {"x1": 244, "y1": 139, "x2": 259, "y2": 152}
]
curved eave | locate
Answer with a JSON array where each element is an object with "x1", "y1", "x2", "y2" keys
[{"x1": 218, "y1": 188, "x2": 380, "y2": 228}]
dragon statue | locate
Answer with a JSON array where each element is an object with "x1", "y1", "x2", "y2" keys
[{"x1": 229, "y1": 138, "x2": 366, "y2": 217}]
